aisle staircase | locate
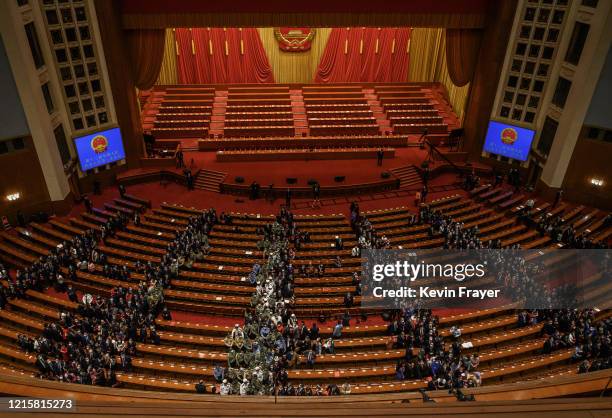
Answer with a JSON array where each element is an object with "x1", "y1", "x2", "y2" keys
[
  {"x1": 194, "y1": 169, "x2": 227, "y2": 192},
  {"x1": 209, "y1": 90, "x2": 228, "y2": 137},
  {"x1": 291, "y1": 89, "x2": 309, "y2": 136},
  {"x1": 364, "y1": 88, "x2": 392, "y2": 135},
  {"x1": 389, "y1": 165, "x2": 422, "y2": 190}
]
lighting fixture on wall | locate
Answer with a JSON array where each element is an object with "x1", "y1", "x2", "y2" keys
[
  {"x1": 590, "y1": 178, "x2": 604, "y2": 187},
  {"x1": 6, "y1": 193, "x2": 20, "y2": 201}
]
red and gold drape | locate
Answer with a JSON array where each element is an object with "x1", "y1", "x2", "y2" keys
[
  {"x1": 125, "y1": 29, "x2": 166, "y2": 90},
  {"x1": 445, "y1": 29, "x2": 482, "y2": 87},
  {"x1": 314, "y1": 27, "x2": 411, "y2": 83},
  {"x1": 174, "y1": 27, "x2": 274, "y2": 84}
]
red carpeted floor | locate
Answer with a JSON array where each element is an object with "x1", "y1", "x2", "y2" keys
[
  {"x1": 184, "y1": 143, "x2": 429, "y2": 187},
  {"x1": 66, "y1": 170, "x2": 468, "y2": 220}
]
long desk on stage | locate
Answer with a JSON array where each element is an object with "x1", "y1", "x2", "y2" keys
[
  {"x1": 221, "y1": 176, "x2": 399, "y2": 198},
  {"x1": 393, "y1": 123, "x2": 448, "y2": 134},
  {"x1": 198, "y1": 135, "x2": 408, "y2": 150},
  {"x1": 216, "y1": 147, "x2": 395, "y2": 162}
]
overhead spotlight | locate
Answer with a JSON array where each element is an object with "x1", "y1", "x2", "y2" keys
[
  {"x1": 6, "y1": 193, "x2": 20, "y2": 201},
  {"x1": 590, "y1": 178, "x2": 604, "y2": 187}
]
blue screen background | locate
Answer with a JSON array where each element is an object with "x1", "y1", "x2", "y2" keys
[
  {"x1": 482, "y1": 121, "x2": 535, "y2": 161},
  {"x1": 74, "y1": 127, "x2": 126, "y2": 171}
]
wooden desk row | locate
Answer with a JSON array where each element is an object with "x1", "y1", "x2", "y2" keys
[
  {"x1": 302, "y1": 91, "x2": 366, "y2": 99},
  {"x1": 224, "y1": 111, "x2": 293, "y2": 120},
  {"x1": 309, "y1": 124, "x2": 381, "y2": 136},
  {"x1": 228, "y1": 92, "x2": 290, "y2": 100},
  {"x1": 154, "y1": 120, "x2": 211, "y2": 129},
  {"x1": 223, "y1": 125, "x2": 295, "y2": 137},
  {"x1": 224, "y1": 118, "x2": 294, "y2": 127},
  {"x1": 308, "y1": 117, "x2": 377, "y2": 126},
  {"x1": 150, "y1": 127, "x2": 209, "y2": 138},
  {"x1": 157, "y1": 105, "x2": 213, "y2": 114},
  {"x1": 225, "y1": 104, "x2": 292, "y2": 113},
  {"x1": 156, "y1": 113, "x2": 212, "y2": 121}
]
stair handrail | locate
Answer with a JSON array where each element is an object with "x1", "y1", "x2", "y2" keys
[{"x1": 425, "y1": 139, "x2": 462, "y2": 174}]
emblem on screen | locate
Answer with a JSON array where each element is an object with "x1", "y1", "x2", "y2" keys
[
  {"x1": 90, "y1": 135, "x2": 109, "y2": 154},
  {"x1": 500, "y1": 128, "x2": 518, "y2": 145}
]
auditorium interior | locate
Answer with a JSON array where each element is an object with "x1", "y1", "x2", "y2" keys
[{"x1": 0, "y1": 0, "x2": 611, "y2": 416}]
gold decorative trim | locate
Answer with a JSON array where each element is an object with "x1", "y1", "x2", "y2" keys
[{"x1": 273, "y1": 27, "x2": 316, "y2": 50}]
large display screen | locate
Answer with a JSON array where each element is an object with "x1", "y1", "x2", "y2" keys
[
  {"x1": 482, "y1": 120, "x2": 535, "y2": 161},
  {"x1": 74, "y1": 127, "x2": 125, "y2": 171}
]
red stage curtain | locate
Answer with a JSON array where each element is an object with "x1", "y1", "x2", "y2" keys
[
  {"x1": 175, "y1": 28, "x2": 197, "y2": 84},
  {"x1": 125, "y1": 29, "x2": 166, "y2": 90},
  {"x1": 314, "y1": 27, "x2": 411, "y2": 83},
  {"x1": 174, "y1": 28, "x2": 274, "y2": 84},
  {"x1": 445, "y1": 28, "x2": 482, "y2": 87}
]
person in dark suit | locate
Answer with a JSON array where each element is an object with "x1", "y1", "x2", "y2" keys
[
  {"x1": 285, "y1": 188, "x2": 292, "y2": 208},
  {"x1": 311, "y1": 182, "x2": 321, "y2": 208},
  {"x1": 176, "y1": 148, "x2": 184, "y2": 168},
  {"x1": 83, "y1": 195, "x2": 93, "y2": 213},
  {"x1": 195, "y1": 380, "x2": 207, "y2": 393},
  {"x1": 118, "y1": 184, "x2": 126, "y2": 198},
  {"x1": 421, "y1": 185, "x2": 428, "y2": 203},
  {"x1": 185, "y1": 169, "x2": 194, "y2": 190},
  {"x1": 554, "y1": 189, "x2": 563, "y2": 207},
  {"x1": 377, "y1": 148, "x2": 384, "y2": 166}
]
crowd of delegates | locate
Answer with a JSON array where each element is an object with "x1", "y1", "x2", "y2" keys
[
  {"x1": 386, "y1": 307, "x2": 483, "y2": 390},
  {"x1": 0, "y1": 203, "x2": 218, "y2": 386},
  {"x1": 17, "y1": 283, "x2": 164, "y2": 385},
  {"x1": 350, "y1": 202, "x2": 390, "y2": 251},
  {"x1": 2, "y1": 227, "x2": 102, "y2": 300},
  {"x1": 219, "y1": 209, "x2": 352, "y2": 396},
  {"x1": 519, "y1": 309, "x2": 612, "y2": 374},
  {"x1": 162, "y1": 208, "x2": 217, "y2": 271},
  {"x1": 357, "y1": 199, "x2": 612, "y2": 390},
  {"x1": 0, "y1": 206, "x2": 171, "y2": 386},
  {"x1": 535, "y1": 212, "x2": 611, "y2": 249}
]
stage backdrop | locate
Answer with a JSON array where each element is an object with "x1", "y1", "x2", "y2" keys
[
  {"x1": 155, "y1": 27, "x2": 470, "y2": 119},
  {"x1": 257, "y1": 27, "x2": 331, "y2": 84},
  {"x1": 171, "y1": 28, "x2": 274, "y2": 84},
  {"x1": 314, "y1": 27, "x2": 411, "y2": 83}
]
